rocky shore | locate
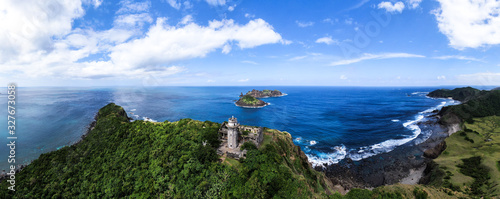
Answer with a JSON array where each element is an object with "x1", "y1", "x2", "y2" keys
[{"x1": 319, "y1": 116, "x2": 460, "y2": 190}]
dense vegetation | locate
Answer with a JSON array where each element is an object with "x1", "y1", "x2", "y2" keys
[
  {"x1": 237, "y1": 94, "x2": 266, "y2": 106},
  {"x1": 0, "y1": 103, "x2": 333, "y2": 198},
  {"x1": 427, "y1": 87, "x2": 485, "y2": 102},
  {"x1": 437, "y1": 89, "x2": 500, "y2": 124}
]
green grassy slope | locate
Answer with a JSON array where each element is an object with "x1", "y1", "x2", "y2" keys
[{"x1": 431, "y1": 116, "x2": 500, "y2": 198}]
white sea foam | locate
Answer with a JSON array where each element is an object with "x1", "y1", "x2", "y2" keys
[
  {"x1": 130, "y1": 109, "x2": 136, "y2": 111},
  {"x1": 142, "y1": 117, "x2": 157, "y2": 122},
  {"x1": 411, "y1": 92, "x2": 429, "y2": 95},
  {"x1": 310, "y1": 140, "x2": 317, "y2": 145},
  {"x1": 306, "y1": 98, "x2": 458, "y2": 167},
  {"x1": 307, "y1": 145, "x2": 347, "y2": 166}
]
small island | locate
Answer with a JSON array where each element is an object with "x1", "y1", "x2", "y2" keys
[
  {"x1": 235, "y1": 94, "x2": 268, "y2": 108},
  {"x1": 235, "y1": 89, "x2": 285, "y2": 108},
  {"x1": 239, "y1": 89, "x2": 285, "y2": 98}
]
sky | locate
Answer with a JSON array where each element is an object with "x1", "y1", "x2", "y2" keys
[{"x1": 0, "y1": 0, "x2": 500, "y2": 87}]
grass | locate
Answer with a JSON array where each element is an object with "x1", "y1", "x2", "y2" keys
[
  {"x1": 434, "y1": 116, "x2": 500, "y2": 197},
  {"x1": 240, "y1": 95, "x2": 261, "y2": 105},
  {"x1": 223, "y1": 158, "x2": 242, "y2": 169}
]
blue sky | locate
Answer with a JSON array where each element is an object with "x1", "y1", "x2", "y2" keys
[{"x1": 1, "y1": 0, "x2": 499, "y2": 87}]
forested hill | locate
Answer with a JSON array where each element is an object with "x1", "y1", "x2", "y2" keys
[
  {"x1": 427, "y1": 87, "x2": 486, "y2": 102},
  {"x1": 0, "y1": 103, "x2": 334, "y2": 198},
  {"x1": 432, "y1": 88, "x2": 500, "y2": 125}
]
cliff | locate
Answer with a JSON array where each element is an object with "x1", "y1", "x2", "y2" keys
[{"x1": 0, "y1": 103, "x2": 334, "y2": 198}]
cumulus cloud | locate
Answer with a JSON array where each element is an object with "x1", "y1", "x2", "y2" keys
[
  {"x1": 110, "y1": 18, "x2": 283, "y2": 69},
  {"x1": 407, "y1": 0, "x2": 422, "y2": 9},
  {"x1": 0, "y1": 0, "x2": 85, "y2": 63},
  {"x1": 238, "y1": 78, "x2": 249, "y2": 82},
  {"x1": 330, "y1": 53, "x2": 425, "y2": 66},
  {"x1": 316, "y1": 36, "x2": 338, "y2": 45},
  {"x1": 378, "y1": 1, "x2": 405, "y2": 13},
  {"x1": 340, "y1": 75, "x2": 348, "y2": 80},
  {"x1": 434, "y1": 0, "x2": 500, "y2": 49},
  {"x1": 296, "y1": 20, "x2": 314, "y2": 27},
  {"x1": 0, "y1": 0, "x2": 284, "y2": 80}
]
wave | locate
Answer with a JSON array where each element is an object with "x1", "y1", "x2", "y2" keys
[
  {"x1": 306, "y1": 145, "x2": 347, "y2": 166},
  {"x1": 411, "y1": 92, "x2": 429, "y2": 95},
  {"x1": 130, "y1": 109, "x2": 136, "y2": 111},
  {"x1": 310, "y1": 140, "x2": 317, "y2": 146},
  {"x1": 306, "y1": 98, "x2": 459, "y2": 167},
  {"x1": 142, "y1": 117, "x2": 157, "y2": 122}
]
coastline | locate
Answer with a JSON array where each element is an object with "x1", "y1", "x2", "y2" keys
[{"x1": 319, "y1": 113, "x2": 461, "y2": 190}]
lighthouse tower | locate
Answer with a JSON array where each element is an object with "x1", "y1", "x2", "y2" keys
[{"x1": 227, "y1": 116, "x2": 239, "y2": 149}]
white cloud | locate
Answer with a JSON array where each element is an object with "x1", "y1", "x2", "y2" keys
[
  {"x1": 330, "y1": 53, "x2": 425, "y2": 66},
  {"x1": 323, "y1": 18, "x2": 339, "y2": 24},
  {"x1": 238, "y1": 78, "x2": 249, "y2": 82},
  {"x1": 407, "y1": 0, "x2": 422, "y2": 9},
  {"x1": 0, "y1": 1, "x2": 284, "y2": 80},
  {"x1": 316, "y1": 36, "x2": 338, "y2": 45},
  {"x1": 434, "y1": 0, "x2": 500, "y2": 49},
  {"x1": 207, "y1": 79, "x2": 215, "y2": 83},
  {"x1": 378, "y1": 1, "x2": 405, "y2": 13},
  {"x1": 205, "y1": 0, "x2": 226, "y2": 6},
  {"x1": 109, "y1": 18, "x2": 283, "y2": 70},
  {"x1": 437, "y1": 75, "x2": 446, "y2": 80},
  {"x1": 179, "y1": 15, "x2": 193, "y2": 25},
  {"x1": 340, "y1": 75, "x2": 348, "y2": 80},
  {"x1": 0, "y1": 0, "x2": 85, "y2": 63},
  {"x1": 183, "y1": 1, "x2": 193, "y2": 9},
  {"x1": 241, "y1": 60, "x2": 258, "y2": 65},
  {"x1": 245, "y1": 13, "x2": 255, "y2": 18},
  {"x1": 166, "y1": 0, "x2": 181, "y2": 9},
  {"x1": 433, "y1": 55, "x2": 483, "y2": 62},
  {"x1": 296, "y1": 20, "x2": 314, "y2": 28},
  {"x1": 344, "y1": 18, "x2": 354, "y2": 25},
  {"x1": 228, "y1": 5, "x2": 235, "y2": 11},
  {"x1": 91, "y1": 0, "x2": 103, "y2": 8},
  {"x1": 117, "y1": 0, "x2": 150, "y2": 13},
  {"x1": 457, "y1": 72, "x2": 500, "y2": 85},
  {"x1": 288, "y1": 56, "x2": 307, "y2": 61},
  {"x1": 114, "y1": 13, "x2": 153, "y2": 27}
]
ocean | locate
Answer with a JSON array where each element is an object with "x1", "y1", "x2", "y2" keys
[{"x1": 0, "y1": 86, "x2": 477, "y2": 171}]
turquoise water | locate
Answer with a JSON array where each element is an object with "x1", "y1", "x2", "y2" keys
[{"x1": 0, "y1": 86, "x2": 477, "y2": 170}]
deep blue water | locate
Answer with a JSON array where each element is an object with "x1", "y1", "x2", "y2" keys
[{"x1": 0, "y1": 86, "x2": 488, "y2": 170}]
